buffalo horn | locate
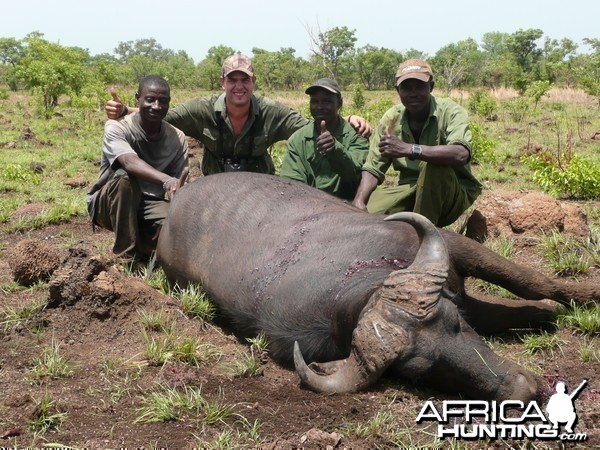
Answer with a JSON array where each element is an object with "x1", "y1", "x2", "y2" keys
[{"x1": 294, "y1": 212, "x2": 446, "y2": 393}]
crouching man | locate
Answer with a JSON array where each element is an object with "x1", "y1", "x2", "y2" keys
[
  {"x1": 352, "y1": 59, "x2": 482, "y2": 227},
  {"x1": 281, "y1": 78, "x2": 369, "y2": 200},
  {"x1": 87, "y1": 75, "x2": 188, "y2": 261}
]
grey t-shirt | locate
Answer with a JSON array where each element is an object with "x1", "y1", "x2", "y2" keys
[{"x1": 87, "y1": 113, "x2": 188, "y2": 208}]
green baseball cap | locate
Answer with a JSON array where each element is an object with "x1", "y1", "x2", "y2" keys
[{"x1": 305, "y1": 78, "x2": 342, "y2": 97}]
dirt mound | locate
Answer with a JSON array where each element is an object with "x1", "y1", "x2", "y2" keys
[
  {"x1": 8, "y1": 239, "x2": 62, "y2": 286},
  {"x1": 466, "y1": 190, "x2": 589, "y2": 242},
  {"x1": 48, "y1": 245, "x2": 164, "y2": 320}
]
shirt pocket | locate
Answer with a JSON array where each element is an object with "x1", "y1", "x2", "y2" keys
[
  {"x1": 252, "y1": 134, "x2": 269, "y2": 155},
  {"x1": 202, "y1": 128, "x2": 219, "y2": 155}
]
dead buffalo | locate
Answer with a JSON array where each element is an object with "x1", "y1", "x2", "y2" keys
[{"x1": 156, "y1": 173, "x2": 597, "y2": 401}]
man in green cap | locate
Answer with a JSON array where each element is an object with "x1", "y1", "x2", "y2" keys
[
  {"x1": 352, "y1": 58, "x2": 482, "y2": 227},
  {"x1": 106, "y1": 54, "x2": 372, "y2": 176},
  {"x1": 280, "y1": 78, "x2": 368, "y2": 200}
]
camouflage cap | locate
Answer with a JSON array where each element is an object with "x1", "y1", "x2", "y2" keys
[
  {"x1": 395, "y1": 59, "x2": 434, "y2": 86},
  {"x1": 305, "y1": 78, "x2": 342, "y2": 97},
  {"x1": 222, "y1": 54, "x2": 254, "y2": 77}
]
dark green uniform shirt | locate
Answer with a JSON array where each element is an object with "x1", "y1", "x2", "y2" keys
[
  {"x1": 281, "y1": 117, "x2": 369, "y2": 200},
  {"x1": 165, "y1": 93, "x2": 309, "y2": 175},
  {"x1": 363, "y1": 96, "x2": 482, "y2": 201}
]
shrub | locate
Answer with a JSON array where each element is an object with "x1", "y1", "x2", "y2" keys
[
  {"x1": 525, "y1": 80, "x2": 551, "y2": 109},
  {"x1": 503, "y1": 97, "x2": 530, "y2": 122},
  {"x1": 470, "y1": 121, "x2": 497, "y2": 164},
  {"x1": 1, "y1": 164, "x2": 41, "y2": 184},
  {"x1": 468, "y1": 90, "x2": 497, "y2": 120},
  {"x1": 520, "y1": 149, "x2": 600, "y2": 199},
  {"x1": 351, "y1": 84, "x2": 366, "y2": 111}
]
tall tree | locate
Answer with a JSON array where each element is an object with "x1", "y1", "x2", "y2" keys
[
  {"x1": 481, "y1": 32, "x2": 510, "y2": 57},
  {"x1": 252, "y1": 47, "x2": 306, "y2": 90},
  {"x1": 507, "y1": 28, "x2": 543, "y2": 72},
  {"x1": 308, "y1": 26, "x2": 357, "y2": 81},
  {"x1": 0, "y1": 37, "x2": 26, "y2": 90},
  {"x1": 538, "y1": 37, "x2": 578, "y2": 83},
  {"x1": 431, "y1": 38, "x2": 482, "y2": 92},
  {"x1": 577, "y1": 38, "x2": 600, "y2": 106},
  {"x1": 114, "y1": 38, "x2": 174, "y2": 61},
  {"x1": 355, "y1": 45, "x2": 403, "y2": 90},
  {"x1": 0, "y1": 37, "x2": 25, "y2": 67}
]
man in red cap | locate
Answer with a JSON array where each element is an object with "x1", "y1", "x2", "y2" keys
[
  {"x1": 106, "y1": 54, "x2": 371, "y2": 176},
  {"x1": 352, "y1": 59, "x2": 482, "y2": 227}
]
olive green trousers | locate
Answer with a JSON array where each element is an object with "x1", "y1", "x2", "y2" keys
[
  {"x1": 366, "y1": 163, "x2": 474, "y2": 227},
  {"x1": 89, "y1": 170, "x2": 168, "y2": 258}
]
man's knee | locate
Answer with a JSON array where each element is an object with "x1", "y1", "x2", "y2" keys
[{"x1": 112, "y1": 171, "x2": 134, "y2": 196}]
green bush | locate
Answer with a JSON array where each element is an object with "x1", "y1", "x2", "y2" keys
[
  {"x1": 1, "y1": 164, "x2": 41, "y2": 184},
  {"x1": 503, "y1": 97, "x2": 530, "y2": 122},
  {"x1": 470, "y1": 122, "x2": 497, "y2": 164},
  {"x1": 363, "y1": 97, "x2": 395, "y2": 124},
  {"x1": 351, "y1": 85, "x2": 366, "y2": 111},
  {"x1": 0, "y1": 88, "x2": 9, "y2": 100},
  {"x1": 521, "y1": 150, "x2": 600, "y2": 199},
  {"x1": 468, "y1": 90, "x2": 497, "y2": 119}
]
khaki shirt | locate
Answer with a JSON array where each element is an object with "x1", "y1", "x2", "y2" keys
[
  {"x1": 165, "y1": 93, "x2": 309, "y2": 175},
  {"x1": 363, "y1": 96, "x2": 482, "y2": 200}
]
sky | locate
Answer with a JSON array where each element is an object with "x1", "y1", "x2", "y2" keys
[{"x1": 2, "y1": 0, "x2": 598, "y2": 63}]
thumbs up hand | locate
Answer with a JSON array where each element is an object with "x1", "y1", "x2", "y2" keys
[
  {"x1": 106, "y1": 87, "x2": 128, "y2": 119},
  {"x1": 320, "y1": 120, "x2": 327, "y2": 135},
  {"x1": 316, "y1": 120, "x2": 335, "y2": 155}
]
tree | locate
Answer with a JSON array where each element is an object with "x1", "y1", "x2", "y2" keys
[
  {"x1": 90, "y1": 53, "x2": 120, "y2": 86},
  {"x1": 431, "y1": 38, "x2": 482, "y2": 92},
  {"x1": 13, "y1": 35, "x2": 90, "y2": 112},
  {"x1": 197, "y1": 45, "x2": 236, "y2": 90},
  {"x1": 481, "y1": 32, "x2": 510, "y2": 57},
  {"x1": 535, "y1": 38, "x2": 577, "y2": 84},
  {"x1": 480, "y1": 52, "x2": 521, "y2": 89},
  {"x1": 507, "y1": 28, "x2": 543, "y2": 72},
  {"x1": 308, "y1": 26, "x2": 357, "y2": 82},
  {"x1": 114, "y1": 38, "x2": 174, "y2": 61},
  {"x1": 355, "y1": 45, "x2": 403, "y2": 90},
  {"x1": 162, "y1": 50, "x2": 198, "y2": 88},
  {"x1": 251, "y1": 47, "x2": 306, "y2": 90},
  {"x1": 0, "y1": 37, "x2": 25, "y2": 67},
  {"x1": 577, "y1": 38, "x2": 600, "y2": 106},
  {"x1": 0, "y1": 37, "x2": 26, "y2": 90},
  {"x1": 113, "y1": 38, "x2": 197, "y2": 87}
]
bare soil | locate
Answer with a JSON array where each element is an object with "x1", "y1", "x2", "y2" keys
[{"x1": 0, "y1": 189, "x2": 598, "y2": 449}]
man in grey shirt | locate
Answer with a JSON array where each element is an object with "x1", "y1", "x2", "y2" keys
[{"x1": 88, "y1": 75, "x2": 188, "y2": 261}]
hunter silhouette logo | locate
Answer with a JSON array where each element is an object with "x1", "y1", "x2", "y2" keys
[
  {"x1": 416, "y1": 378, "x2": 589, "y2": 442},
  {"x1": 546, "y1": 379, "x2": 587, "y2": 434}
]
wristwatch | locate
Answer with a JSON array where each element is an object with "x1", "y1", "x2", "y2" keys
[{"x1": 409, "y1": 144, "x2": 422, "y2": 160}]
